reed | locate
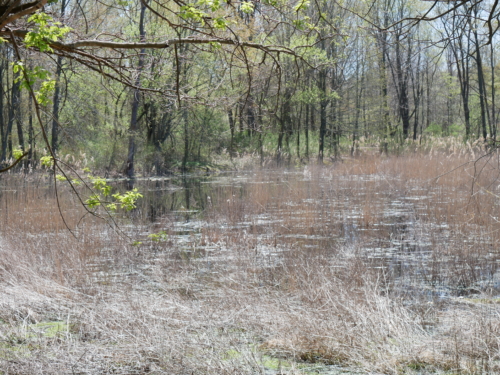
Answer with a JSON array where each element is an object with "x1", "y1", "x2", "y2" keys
[{"x1": 1, "y1": 151, "x2": 500, "y2": 374}]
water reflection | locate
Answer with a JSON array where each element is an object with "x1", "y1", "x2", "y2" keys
[
  {"x1": 2, "y1": 169, "x2": 500, "y2": 300},
  {"x1": 126, "y1": 170, "x2": 500, "y2": 299}
]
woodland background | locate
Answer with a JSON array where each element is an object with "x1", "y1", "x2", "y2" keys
[{"x1": 0, "y1": 0, "x2": 499, "y2": 174}]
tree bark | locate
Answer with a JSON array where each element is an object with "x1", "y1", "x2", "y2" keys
[
  {"x1": 1, "y1": 75, "x2": 20, "y2": 162},
  {"x1": 318, "y1": 68, "x2": 327, "y2": 163},
  {"x1": 228, "y1": 108, "x2": 235, "y2": 158},
  {"x1": 50, "y1": 0, "x2": 67, "y2": 155},
  {"x1": 473, "y1": 26, "x2": 488, "y2": 139},
  {"x1": 125, "y1": 1, "x2": 147, "y2": 178}
]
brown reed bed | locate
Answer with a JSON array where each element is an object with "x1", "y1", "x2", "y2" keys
[{"x1": 1, "y1": 151, "x2": 500, "y2": 374}]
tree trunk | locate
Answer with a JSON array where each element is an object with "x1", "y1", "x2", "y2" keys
[
  {"x1": 15, "y1": 88, "x2": 24, "y2": 153},
  {"x1": 318, "y1": 69, "x2": 327, "y2": 163},
  {"x1": 125, "y1": 1, "x2": 147, "y2": 178},
  {"x1": 446, "y1": 14, "x2": 472, "y2": 139},
  {"x1": 0, "y1": 49, "x2": 5, "y2": 160},
  {"x1": 50, "y1": 0, "x2": 67, "y2": 155},
  {"x1": 296, "y1": 103, "x2": 302, "y2": 159},
  {"x1": 305, "y1": 103, "x2": 309, "y2": 160},
  {"x1": 352, "y1": 49, "x2": 363, "y2": 156},
  {"x1": 412, "y1": 43, "x2": 422, "y2": 141},
  {"x1": 1, "y1": 77, "x2": 20, "y2": 162},
  {"x1": 490, "y1": 43, "x2": 497, "y2": 140},
  {"x1": 228, "y1": 108, "x2": 235, "y2": 158},
  {"x1": 394, "y1": 33, "x2": 410, "y2": 139},
  {"x1": 182, "y1": 108, "x2": 189, "y2": 172},
  {"x1": 376, "y1": 30, "x2": 392, "y2": 152},
  {"x1": 28, "y1": 90, "x2": 34, "y2": 167},
  {"x1": 51, "y1": 56, "x2": 63, "y2": 155},
  {"x1": 473, "y1": 27, "x2": 488, "y2": 140}
]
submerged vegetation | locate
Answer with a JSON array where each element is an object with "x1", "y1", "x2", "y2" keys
[{"x1": 2, "y1": 151, "x2": 500, "y2": 373}]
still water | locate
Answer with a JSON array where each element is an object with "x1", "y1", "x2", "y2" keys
[
  {"x1": 1, "y1": 167, "x2": 499, "y2": 300},
  {"x1": 126, "y1": 168, "x2": 500, "y2": 301},
  {"x1": 2, "y1": 164, "x2": 500, "y2": 373}
]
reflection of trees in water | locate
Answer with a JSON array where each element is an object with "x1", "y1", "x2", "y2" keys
[{"x1": 131, "y1": 176, "x2": 216, "y2": 223}]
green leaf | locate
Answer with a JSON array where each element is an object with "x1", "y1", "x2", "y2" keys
[
  {"x1": 91, "y1": 176, "x2": 112, "y2": 196},
  {"x1": 106, "y1": 203, "x2": 118, "y2": 211},
  {"x1": 36, "y1": 80, "x2": 56, "y2": 105},
  {"x1": 294, "y1": 0, "x2": 309, "y2": 12},
  {"x1": 240, "y1": 1, "x2": 254, "y2": 14},
  {"x1": 12, "y1": 62, "x2": 56, "y2": 105},
  {"x1": 198, "y1": 0, "x2": 221, "y2": 11},
  {"x1": 13, "y1": 148, "x2": 24, "y2": 160},
  {"x1": 180, "y1": 6, "x2": 207, "y2": 24},
  {"x1": 85, "y1": 194, "x2": 101, "y2": 209},
  {"x1": 112, "y1": 188, "x2": 143, "y2": 211},
  {"x1": 25, "y1": 12, "x2": 71, "y2": 52},
  {"x1": 213, "y1": 18, "x2": 227, "y2": 30},
  {"x1": 40, "y1": 155, "x2": 54, "y2": 168},
  {"x1": 209, "y1": 41, "x2": 222, "y2": 49}
]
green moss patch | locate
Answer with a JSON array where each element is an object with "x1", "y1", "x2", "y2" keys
[{"x1": 28, "y1": 321, "x2": 69, "y2": 338}]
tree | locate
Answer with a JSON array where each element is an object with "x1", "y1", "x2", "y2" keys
[
  {"x1": 3, "y1": 0, "x2": 500, "y2": 175},
  {"x1": 0, "y1": 0, "x2": 321, "y2": 173}
]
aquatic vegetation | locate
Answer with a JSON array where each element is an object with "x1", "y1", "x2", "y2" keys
[{"x1": 1, "y1": 153, "x2": 500, "y2": 373}]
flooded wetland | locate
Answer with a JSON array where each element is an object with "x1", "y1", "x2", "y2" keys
[{"x1": 2, "y1": 153, "x2": 500, "y2": 374}]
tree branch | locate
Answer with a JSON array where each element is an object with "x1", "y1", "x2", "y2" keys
[
  {"x1": 0, "y1": 151, "x2": 28, "y2": 173},
  {"x1": 1, "y1": 30, "x2": 297, "y2": 56},
  {"x1": 0, "y1": 0, "x2": 47, "y2": 29}
]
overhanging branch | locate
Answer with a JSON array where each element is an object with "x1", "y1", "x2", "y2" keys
[
  {"x1": 1, "y1": 29, "x2": 297, "y2": 56},
  {"x1": 0, "y1": 0, "x2": 47, "y2": 29}
]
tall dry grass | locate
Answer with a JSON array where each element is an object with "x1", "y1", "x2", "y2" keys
[{"x1": 1, "y1": 152, "x2": 500, "y2": 374}]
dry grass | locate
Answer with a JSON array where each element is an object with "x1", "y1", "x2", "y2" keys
[{"x1": 1, "y1": 151, "x2": 500, "y2": 374}]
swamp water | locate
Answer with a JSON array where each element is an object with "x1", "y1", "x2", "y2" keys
[
  {"x1": 118, "y1": 167, "x2": 500, "y2": 373},
  {"x1": 2, "y1": 160, "x2": 500, "y2": 374},
  {"x1": 131, "y1": 168, "x2": 500, "y2": 299}
]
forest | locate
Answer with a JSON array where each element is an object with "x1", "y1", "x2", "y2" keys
[{"x1": 1, "y1": 0, "x2": 499, "y2": 174}]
